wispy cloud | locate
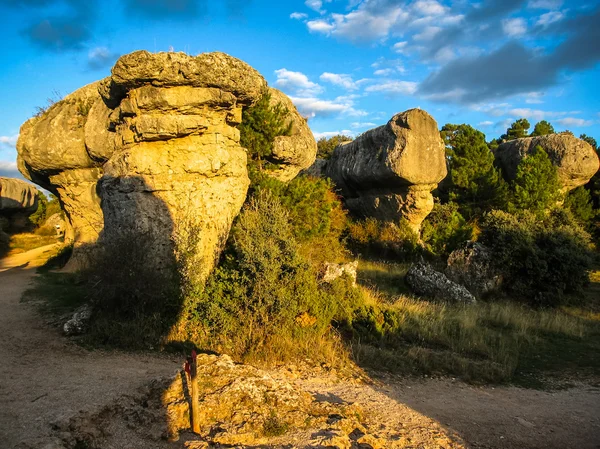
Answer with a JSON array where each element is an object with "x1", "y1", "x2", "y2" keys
[{"x1": 365, "y1": 80, "x2": 418, "y2": 96}]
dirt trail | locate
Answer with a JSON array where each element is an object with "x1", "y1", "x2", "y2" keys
[
  {"x1": 0, "y1": 246, "x2": 599, "y2": 448},
  {"x1": 0, "y1": 246, "x2": 180, "y2": 448}
]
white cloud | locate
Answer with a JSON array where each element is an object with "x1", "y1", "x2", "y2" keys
[
  {"x1": 325, "y1": 6, "x2": 409, "y2": 41},
  {"x1": 412, "y1": 0, "x2": 446, "y2": 16},
  {"x1": 392, "y1": 41, "x2": 408, "y2": 54},
  {"x1": 478, "y1": 121, "x2": 494, "y2": 127},
  {"x1": 413, "y1": 26, "x2": 442, "y2": 42},
  {"x1": 0, "y1": 135, "x2": 18, "y2": 147},
  {"x1": 320, "y1": 72, "x2": 358, "y2": 90},
  {"x1": 374, "y1": 68, "x2": 394, "y2": 76},
  {"x1": 0, "y1": 160, "x2": 21, "y2": 178},
  {"x1": 502, "y1": 18, "x2": 527, "y2": 37},
  {"x1": 305, "y1": 0, "x2": 323, "y2": 12},
  {"x1": 536, "y1": 11, "x2": 564, "y2": 27},
  {"x1": 306, "y1": 19, "x2": 335, "y2": 33},
  {"x1": 289, "y1": 96, "x2": 366, "y2": 118},
  {"x1": 351, "y1": 122, "x2": 377, "y2": 129},
  {"x1": 274, "y1": 69, "x2": 323, "y2": 97},
  {"x1": 365, "y1": 80, "x2": 418, "y2": 96},
  {"x1": 87, "y1": 46, "x2": 119, "y2": 70},
  {"x1": 528, "y1": 0, "x2": 563, "y2": 9},
  {"x1": 524, "y1": 92, "x2": 544, "y2": 104},
  {"x1": 556, "y1": 117, "x2": 594, "y2": 127},
  {"x1": 290, "y1": 12, "x2": 308, "y2": 20},
  {"x1": 312, "y1": 130, "x2": 355, "y2": 139}
]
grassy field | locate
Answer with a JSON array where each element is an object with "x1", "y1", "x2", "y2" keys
[
  {"x1": 22, "y1": 254, "x2": 600, "y2": 387},
  {"x1": 350, "y1": 259, "x2": 600, "y2": 386},
  {"x1": 7, "y1": 232, "x2": 58, "y2": 255}
]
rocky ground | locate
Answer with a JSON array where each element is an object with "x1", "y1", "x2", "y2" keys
[{"x1": 1, "y1": 247, "x2": 599, "y2": 449}]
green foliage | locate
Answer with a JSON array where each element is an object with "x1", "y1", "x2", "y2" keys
[
  {"x1": 480, "y1": 209, "x2": 594, "y2": 306},
  {"x1": 530, "y1": 120, "x2": 555, "y2": 136},
  {"x1": 421, "y1": 203, "x2": 474, "y2": 257},
  {"x1": 564, "y1": 186, "x2": 596, "y2": 228},
  {"x1": 511, "y1": 146, "x2": 563, "y2": 215},
  {"x1": 579, "y1": 134, "x2": 598, "y2": 150},
  {"x1": 28, "y1": 192, "x2": 48, "y2": 227},
  {"x1": 502, "y1": 118, "x2": 530, "y2": 140},
  {"x1": 182, "y1": 193, "x2": 362, "y2": 362},
  {"x1": 347, "y1": 218, "x2": 421, "y2": 261},
  {"x1": 316, "y1": 134, "x2": 353, "y2": 159},
  {"x1": 440, "y1": 123, "x2": 509, "y2": 216},
  {"x1": 240, "y1": 91, "x2": 292, "y2": 169}
]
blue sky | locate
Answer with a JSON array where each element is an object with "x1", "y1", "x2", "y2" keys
[{"x1": 1, "y1": 0, "x2": 599, "y2": 179}]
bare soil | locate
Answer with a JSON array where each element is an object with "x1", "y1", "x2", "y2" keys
[{"x1": 1, "y1": 246, "x2": 599, "y2": 448}]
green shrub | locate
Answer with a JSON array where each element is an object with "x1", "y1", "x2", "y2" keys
[
  {"x1": 510, "y1": 146, "x2": 563, "y2": 215},
  {"x1": 565, "y1": 186, "x2": 596, "y2": 228},
  {"x1": 178, "y1": 192, "x2": 362, "y2": 363},
  {"x1": 480, "y1": 209, "x2": 594, "y2": 306},
  {"x1": 316, "y1": 134, "x2": 353, "y2": 160},
  {"x1": 347, "y1": 217, "x2": 421, "y2": 261},
  {"x1": 421, "y1": 203, "x2": 474, "y2": 257},
  {"x1": 84, "y1": 231, "x2": 182, "y2": 349},
  {"x1": 240, "y1": 91, "x2": 292, "y2": 170}
]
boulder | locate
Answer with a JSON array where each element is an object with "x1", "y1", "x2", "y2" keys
[
  {"x1": 405, "y1": 262, "x2": 476, "y2": 303},
  {"x1": 265, "y1": 87, "x2": 317, "y2": 181},
  {"x1": 495, "y1": 133, "x2": 599, "y2": 191},
  {"x1": 445, "y1": 242, "x2": 502, "y2": 299},
  {"x1": 63, "y1": 304, "x2": 93, "y2": 336},
  {"x1": 324, "y1": 109, "x2": 447, "y2": 231},
  {"x1": 0, "y1": 177, "x2": 39, "y2": 232},
  {"x1": 17, "y1": 51, "x2": 315, "y2": 276}
]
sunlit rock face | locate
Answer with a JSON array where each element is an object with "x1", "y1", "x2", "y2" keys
[
  {"x1": 495, "y1": 133, "x2": 599, "y2": 192},
  {"x1": 17, "y1": 51, "x2": 315, "y2": 275},
  {"x1": 324, "y1": 109, "x2": 447, "y2": 231},
  {"x1": 0, "y1": 177, "x2": 39, "y2": 232}
]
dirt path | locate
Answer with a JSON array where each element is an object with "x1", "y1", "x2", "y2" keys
[
  {"x1": 1, "y1": 246, "x2": 599, "y2": 448},
  {"x1": 0, "y1": 246, "x2": 181, "y2": 448}
]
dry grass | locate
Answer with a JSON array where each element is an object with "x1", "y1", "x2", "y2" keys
[
  {"x1": 350, "y1": 261, "x2": 600, "y2": 384},
  {"x1": 8, "y1": 233, "x2": 57, "y2": 255}
]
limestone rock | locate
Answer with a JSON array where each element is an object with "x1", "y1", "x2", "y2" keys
[
  {"x1": 446, "y1": 242, "x2": 502, "y2": 299},
  {"x1": 17, "y1": 51, "x2": 314, "y2": 276},
  {"x1": 321, "y1": 261, "x2": 358, "y2": 286},
  {"x1": 406, "y1": 262, "x2": 476, "y2": 303},
  {"x1": 266, "y1": 87, "x2": 317, "y2": 181},
  {"x1": 302, "y1": 157, "x2": 328, "y2": 178},
  {"x1": 495, "y1": 133, "x2": 599, "y2": 191},
  {"x1": 63, "y1": 304, "x2": 93, "y2": 336},
  {"x1": 0, "y1": 177, "x2": 39, "y2": 232},
  {"x1": 0, "y1": 177, "x2": 38, "y2": 212},
  {"x1": 324, "y1": 109, "x2": 447, "y2": 231}
]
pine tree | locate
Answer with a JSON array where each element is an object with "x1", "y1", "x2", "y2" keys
[
  {"x1": 531, "y1": 120, "x2": 555, "y2": 136},
  {"x1": 512, "y1": 146, "x2": 563, "y2": 214},
  {"x1": 502, "y1": 118, "x2": 530, "y2": 140},
  {"x1": 316, "y1": 135, "x2": 353, "y2": 159},
  {"x1": 440, "y1": 124, "x2": 508, "y2": 217},
  {"x1": 240, "y1": 91, "x2": 292, "y2": 170}
]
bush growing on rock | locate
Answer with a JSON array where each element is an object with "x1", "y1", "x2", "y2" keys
[{"x1": 480, "y1": 209, "x2": 594, "y2": 306}]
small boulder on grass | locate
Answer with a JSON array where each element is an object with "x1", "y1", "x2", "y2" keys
[
  {"x1": 405, "y1": 262, "x2": 476, "y2": 303},
  {"x1": 445, "y1": 241, "x2": 502, "y2": 299},
  {"x1": 63, "y1": 304, "x2": 92, "y2": 336}
]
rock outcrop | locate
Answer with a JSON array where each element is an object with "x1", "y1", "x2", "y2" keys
[
  {"x1": 324, "y1": 109, "x2": 447, "y2": 231},
  {"x1": 17, "y1": 51, "x2": 315, "y2": 274},
  {"x1": 406, "y1": 262, "x2": 476, "y2": 303},
  {"x1": 446, "y1": 242, "x2": 502, "y2": 299},
  {"x1": 495, "y1": 133, "x2": 599, "y2": 191},
  {"x1": 0, "y1": 177, "x2": 39, "y2": 231}
]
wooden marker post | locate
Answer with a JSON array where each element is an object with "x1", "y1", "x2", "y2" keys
[{"x1": 190, "y1": 350, "x2": 200, "y2": 434}]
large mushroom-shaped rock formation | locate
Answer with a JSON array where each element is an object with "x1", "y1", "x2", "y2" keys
[
  {"x1": 324, "y1": 109, "x2": 447, "y2": 231},
  {"x1": 0, "y1": 177, "x2": 39, "y2": 231},
  {"x1": 495, "y1": 133, "x2": 599, "y2": 191},
  {"x1": 17, "y1": 51, "x2": 316, "y2": 275}
]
